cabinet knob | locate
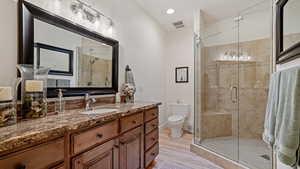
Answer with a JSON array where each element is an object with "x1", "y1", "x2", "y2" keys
[
  {"x1": 96, "y1": 133, "x2": 103, "y2": 138},
  {"x1": 132, "y1": 120, "x2": 137, "y2": 124},
  {"x1": 151, "y1": 152, "x2": 156, "y2": 156},
  {"x1": 152, "y1": 113, "x2": 156, "y2": 116},
  {"x1": 18, "y1": 165, "x2": 26, "y2": 169},
  {"x1": 151, "y1": 137, "x2": 156, "y2": 141},
  {"x1": 152, "y1": 124, "x2": 156, "y2": 127}
]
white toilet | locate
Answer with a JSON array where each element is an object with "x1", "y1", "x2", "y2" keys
[{"x1": 167, "y1": 103, "x2": 190, "y2": 138}]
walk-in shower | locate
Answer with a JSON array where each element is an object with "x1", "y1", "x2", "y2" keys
[{"x1": 194, "y1": 1, "x2": 273, "y2": 169}]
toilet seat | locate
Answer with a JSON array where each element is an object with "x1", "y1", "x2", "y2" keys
[
  {"x1": 168, "y1": 115, "x2": 184, "y2": 122},
  {"x1": 168, "y1": 115, "x2": 185, "y2": 126}
]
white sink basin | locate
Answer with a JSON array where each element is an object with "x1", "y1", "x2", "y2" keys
[{"x1": 80, "y1": 109, "x2": 118, "y2": 115}]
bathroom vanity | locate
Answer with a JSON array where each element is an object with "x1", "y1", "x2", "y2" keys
[{"x1": 0, "y1": 102, "x2": 160, "y2": 169}]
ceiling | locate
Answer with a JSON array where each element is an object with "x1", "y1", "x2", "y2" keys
[{"x1": 135, "y1": 0, "x2": 270, "y2": 31}]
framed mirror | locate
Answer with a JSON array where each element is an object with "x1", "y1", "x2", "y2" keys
[
  {"x1": 35, "y1": 43, "x2": 74, "y2": 76},
  {"x1": 276, "y1": 0, "x2": 300, "y2": 63},
  {"x1": 18, "y1": 0, "x2": 119, "y2": 97}
]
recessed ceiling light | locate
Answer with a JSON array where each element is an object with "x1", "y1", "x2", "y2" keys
[{"x1": 166, "y1": 8, "x2": 175, "y2": 15}]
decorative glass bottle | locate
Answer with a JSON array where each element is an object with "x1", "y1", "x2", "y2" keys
[
  {"x1": 0, "y1": 86, "x2": 17, "y2": 127},
  {"x1": 17, "y1": 64, "x2": 50, "y2": 119}
]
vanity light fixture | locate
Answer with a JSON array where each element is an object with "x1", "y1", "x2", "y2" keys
[
  {"x1": 70, "y1": 0, "x2": 113, "y2": 26},
  {"x1": 218, "y1": 50, "x2": 252, "y2": 61},
  {"x1": 166, "y1": 8, "x2": 175, "y2": 15}
]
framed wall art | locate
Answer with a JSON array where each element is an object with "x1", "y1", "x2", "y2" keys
[{"x1": 175, "y1": 67, "x2": 189, "y2": 83}]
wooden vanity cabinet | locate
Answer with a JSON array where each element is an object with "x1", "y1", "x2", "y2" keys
[
  {"x1": 71, "y1": 121, "x2": 119, "y2": 155},
  {"x1": 0, "y1": 138, "x2": 65, "y2": 169},
  {"x1": 0, "y1": 106, "x2": 160, "y2": 169},
  {"x1": 119, "y1": 126, "x2": 144, "y2": 169},
  {"x1": 120, "y1": 113, "x2": 143, "y2": 133},
  {"x1": 72, "y1": 139, "x2": 119, "y2": 169},
  {"x1": 52, "y1": 164, "x2": 65, "y2": 169},
  {"x1": 143, "y1": 108, "x2": 159, "y2": 168}
]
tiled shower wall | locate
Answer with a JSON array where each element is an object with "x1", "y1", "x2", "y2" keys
[{"x1": 200, "y1": 37, "x2": 271, "y2": 139}]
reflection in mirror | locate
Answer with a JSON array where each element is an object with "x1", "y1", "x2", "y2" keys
[
  {"x1": 35, "y1": 43, "x2": 73, "y2": 75},
  {"x1": 283, "y1": 0, "x2": 300, "y2": 50},
  {"x1": 78, "y1": 38, "x2": 113, "y2": 87},
  {"x1": 34, "y1": 19, "x2": 113, "y2": 89}
]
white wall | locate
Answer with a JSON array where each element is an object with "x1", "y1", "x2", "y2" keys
[
  {"x1": 165, "y1": 28, "x2": 194, "y2": 132},
  {"x1": 0, "y1": 0, "x2": 17, "y2": 87},
  {"x1": 0, "y1": 0, "x2": 167, "y2": 123},
  {"x1": 108, "y1": 0, "x2": 167, "y2": 124}
]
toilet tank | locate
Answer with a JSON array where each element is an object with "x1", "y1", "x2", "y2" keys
[{"x1": 169, "y1": 103, "x2": 190, "y2": 117}]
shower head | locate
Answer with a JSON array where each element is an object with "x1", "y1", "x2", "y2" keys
[{"x1": 234, "y1": 16, "x2": 243, "y2": 22}]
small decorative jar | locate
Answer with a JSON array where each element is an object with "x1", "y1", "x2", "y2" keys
[
  {"x1": 120, "y1": 83, "x2": 136, "y2": 103},
  {"x1": 0, "y1": 87, "x2": 17, "y2": 127},
  {"x1": 17, "y1": 64, "x2": 50, "y2": 119}
]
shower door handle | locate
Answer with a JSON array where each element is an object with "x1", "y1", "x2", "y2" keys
[{"x1": 230, "y1": 86, "x2": 238, "y2": 103}]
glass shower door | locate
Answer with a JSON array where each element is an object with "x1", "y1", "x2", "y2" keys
[
  {"x1": 195, "y1": 17, "x2": 240, "y2": 161},
  {"x1": 237, "y1": 1, "x2": 272, "y2": 169},
  {"x1": 194, "y1": 1, "x2": 273, "y2": 168}
]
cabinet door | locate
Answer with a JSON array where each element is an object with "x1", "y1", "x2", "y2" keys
[
  {"x1": 119, "y1": 127, "x2": 143, "y2": 169},
  {"x1": 72, "y1": 139, "x2": 119, "y2": 169}
]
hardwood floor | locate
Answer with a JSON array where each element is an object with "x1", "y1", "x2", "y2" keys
[{"x1": 147, "y1": 128, "x2": 224, "y2": 169}]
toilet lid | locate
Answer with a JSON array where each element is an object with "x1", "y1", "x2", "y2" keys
[{"x1": 168, "y1": 115, "x2": 184, "y2": 122}]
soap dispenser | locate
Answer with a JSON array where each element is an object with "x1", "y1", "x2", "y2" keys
[{"x1": 55, "y1": 89, "x2": 65, "y2": 113}]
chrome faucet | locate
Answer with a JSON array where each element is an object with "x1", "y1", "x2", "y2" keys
[{"x1": 85, "y1": 93, "x2": 96, "y2": 110}]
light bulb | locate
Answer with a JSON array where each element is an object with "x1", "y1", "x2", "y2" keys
[{"x1": 166, "y1": 8, "x2": 175, "y2": 15}]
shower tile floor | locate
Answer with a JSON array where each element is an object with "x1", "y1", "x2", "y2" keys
[{"x1": 201, "y1": 137, "x2": 272, "y2": 169}]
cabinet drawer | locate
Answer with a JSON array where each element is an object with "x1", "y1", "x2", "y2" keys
[
  {"x1": 144, "y1": 108, "x2": 158, "y2": 122},
  {"x1": 72, "y1": 121, "x2": 118, "y2": 155},
  {"x1": 145, "y1": 129, "x2": 159, "y2": 151},
  {"x1": 145, "y1": 143, "x2": 159, "y2": 168},
  {"x1": 0, "y1": 138, "x2": 64, "y2": 169},
  {"x1": 145, "y1": 118, "x2": 158, "y2": 134},
  {"x1": 120, "y1": 112, "x2": 143, "y2": 133}
]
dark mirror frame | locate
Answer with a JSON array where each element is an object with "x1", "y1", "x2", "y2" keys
[
  {"x1": 18, "y1": 0, "x2": 119, "y2": 98},
  {"x1": 276, "y1": 0, "x2": 300, "y2": 64},
  {"x1": 35, "y1": 43, "x2": 74, "y2": 76}
]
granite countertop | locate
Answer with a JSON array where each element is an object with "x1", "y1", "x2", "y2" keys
[{"x1": 0, "y1": 102, "x2": 161, "y2": 155}]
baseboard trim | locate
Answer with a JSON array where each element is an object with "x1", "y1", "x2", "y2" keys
[
  {"x1": 190, "y1": 143, "x2": 249, "y2": 169},
  {"x1": 159, "y1": 121, "x2": 168, "y2": 130}
]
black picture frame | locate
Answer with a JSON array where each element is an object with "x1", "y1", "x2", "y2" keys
[
  {"x1": 35, "y1": 43, "x2": 74, "y2": 76},
  {"x1": 175, "y1": 67, "x2": 189, "y2": 83},
  {"x1": 18, "y1": 0, "x2": 119, "y2": 98},
  {"x1": 276, "y1": 0, "x2": 300, "y2": 64}
]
